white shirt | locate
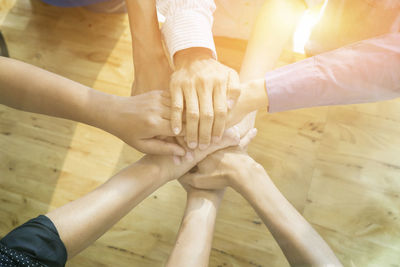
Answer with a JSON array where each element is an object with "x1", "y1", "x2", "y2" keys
[{"x1": 156, "y1": 0, "x2": 323, "y2": 63}]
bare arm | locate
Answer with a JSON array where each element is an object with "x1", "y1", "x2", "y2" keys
[
  {"x1": 125, "y1": 0, "x2": 172, "y2": 95},
  {"x1": 0, "y1": 56, "x2": 109, "y2": 128},
  {"x1": 181, "y1": 151, "x2": 343, "y2": 267},
  {"x1": 166, "y1": 188, "x2": 223, "y2": 267},
  {"x1": 0, "y1": 56, "x2": 186, "y2": 155},
  {"x1": 235, "y1": 159, "x2": 342, "y2": 267},
  {"x1": 46, "y1": 127, "x2": 243, "y2": 259}
]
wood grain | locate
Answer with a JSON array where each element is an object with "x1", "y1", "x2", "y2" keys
[{"x1": 1, "y1": 1, "x2": 399, "y2": 266}]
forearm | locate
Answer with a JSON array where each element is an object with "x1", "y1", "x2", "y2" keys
[
  {"x1": 227, "y1": 0, "x2": 304, "y2": 128},
  {"x1": 0, "y1": 56, "x2": 110, "y2": 129},
  {"x1": 240, "y1": 0, "x2": 306, "y2": 81},
  {"x1": 125, "y1": 0, "x2": 165, "y2": 63},
  {"x1": 46, "y1": 156, "x2": 166, "y2": 258},
  {"x1": 235, "y1": 170, "x2": 342, "y2": 266},
  {"x1": 166, "y1": 190, "x2": 222, "y2": 267}
]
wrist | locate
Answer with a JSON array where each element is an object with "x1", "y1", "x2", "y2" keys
[
  {"x1": 231, "y1": 162, "x2": 267, "y2": 195},
  {"x1": 84, "y1": 89, "x2": 116, "y2": 132},
  {"x1": 242, "y1": 79, "x2": 269, "y2": 113},
  {"x1": 174, "y1": 47, "x2": 214, "y2": 69},
  {"x1": 187, "y1": 189, "x2": 224, "y2": 206}
]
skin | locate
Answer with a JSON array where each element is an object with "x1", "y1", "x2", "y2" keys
[
  {"x1": 165, "y1": 185, "x2": 224, "y2": 267},
  {"x1": 124, "y1": 7, "x2": 245, "y2": 267},
  {"x1": 180, "y1": 150, "x2": 343, "y2": 267},
  {"x1": 167, "y1": 1, "x2": 309, "y2": 266},
  {"x1": 0, "y1": 56, "x2": 185, "y2": 156},
  {"x1": 125, "y1": 0, "x2": 172, "y2": 95},
  {"x1": 171, "y1": 47, "x2": 241, "y2": 150},
  {"x1": 46, "y1": 126, "x2": 249, "y2": 259}
]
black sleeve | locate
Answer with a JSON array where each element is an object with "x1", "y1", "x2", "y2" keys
[{"x1": 0, "y1": 215, "x2": 67, "y2": 267}]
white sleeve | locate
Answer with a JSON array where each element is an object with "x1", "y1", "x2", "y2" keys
[{"x1": 157, "y1": 0, "x2": 217, "y2": 64}]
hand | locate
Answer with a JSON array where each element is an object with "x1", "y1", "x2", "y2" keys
[
  {"x1": 104, "y1": 91, "x2": 185, "y2": 156},
  {"x1": 226, "y1": 79, "x2": 268, "y2": 128},
  {"x1": 170, "y1": 48, "x2": 241, "y2": 150},
  {"x1": 180, "y1": 144, "x2": 264, "y2": 191},
  {"x1": 143, "y1": 125, "x2": 257, "y2": 182},
  {"x1": 179, "y1": 180, "x2": 225, "y2": 202}
]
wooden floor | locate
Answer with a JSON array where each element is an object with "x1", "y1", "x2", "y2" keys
[{"x1": 1, "y1": 1, "x2": 400, "y2": 266}]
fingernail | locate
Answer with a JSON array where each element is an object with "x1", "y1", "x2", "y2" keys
[
  {"x1": 173, "y1": 156, "x2": 181, "y2": 165},
  {"x1": 199, "y1": 143, "x2": 208, "y2": 150},
  {"x1": 188, "y1": 142, "x2": 197, "y2": 149},
  {"x1": 185, "y1": 151, "x2": 194, "y2": 162},
  {"x1": 212, "y1": 136, "x2": 221, "y2": 144},
  {"x1": 174, "y1": 149, "x2": 186, "y2": 157},
  {"x1": 228, "y1": 99, "x2": 235, "y2": 109},
  {"x1": 173, "y1": 127, "x2": 180, "y2": 135}
]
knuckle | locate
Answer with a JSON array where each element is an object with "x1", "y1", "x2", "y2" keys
[
  {"x1": 201, "y1": 111, "x2": 214, "y2": 121},
  {"x1": 187, "y1": 111, "x2": 199, "y2": 121},
  {"x1": 171, "y1": 104, "x2": 183, "y2": 113},
  {"x1": 214, "y1": 108, "x2": 227, "y2": 118}
]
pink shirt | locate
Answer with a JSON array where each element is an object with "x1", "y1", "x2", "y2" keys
[{"x1": 265, "y1": 33, "x2": 400, "y2": 113}]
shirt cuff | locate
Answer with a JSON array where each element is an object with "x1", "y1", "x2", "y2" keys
[{"x1": 161, "y1": 10, "x2": 217, "y2": 64}]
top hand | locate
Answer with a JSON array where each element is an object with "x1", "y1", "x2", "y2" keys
[{"x1": 170, "y1": 47, "x2": 241, "y2": 150}]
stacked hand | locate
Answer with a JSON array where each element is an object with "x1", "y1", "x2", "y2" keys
[{"x1": 171, "y1": 48, "x2": 241, "y2": 150}]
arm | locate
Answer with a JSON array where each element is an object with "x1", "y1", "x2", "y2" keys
[
  {"x1": 239, "y1": 0, "x2": 306, "y2": 81},
  {"x1": 230, "y1": 32, "x2": 400, "y2": 121},
  {"x1": 234, "y1": 160, "x2": 342, "y2": 267},
  {"x1": 125, "y1": 0, "x2": 172, "y2": 95},
  {"x1": 181, "y1": 151, "x2": 343, "y2": 267},
  {"x1": 46, "y1": 126, "x2": 242, "y2": 259},
  {"x1": 166, "y1": 188, "x2": 223, "y2": 267},
  {"x1": 159, "y1": 0, "x2": 241, "y2": 149},
  {"x1": 0, "y1": 56, "x2": 185, "y2": 155},
  {"x1": 165, "y1": 129, "x2": 257, "y2": 267},
  {"x1": 226, "y1": 0, "x2": 306, "y2": 130}
]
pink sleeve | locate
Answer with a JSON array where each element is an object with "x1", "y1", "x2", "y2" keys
[{"x1": 265, "y1": 33, "x2": 400, "y2": 113}]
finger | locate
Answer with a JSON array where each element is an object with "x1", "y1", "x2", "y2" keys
[
  {"x1": 175, "y1": 136, "x2": 188, "y2": 149},
  {"x1": 161, "y1": 104, "x2": 171, "y2": 120},
  {"x1": 198, "y1": 83, "x2": 214, "y2": 150},
  {"x1": 170, "y1": 83, "x2": 184, "y2": 135},
  {"x1": 153, "y1": 119, "x2": 178, "y2": 137},
  {"x1": 183, "y1": 84, "x2": 199, "y2": 149},
  {"x1": 238, "y1": 128, "x2": 258, "y2": 150},
  {"x1": 212, "y1": 81, "x2": 228, "y2": 143},
  {"x1": 220, "y1": 125, "x2": 241, "y2": 147},
  {"x1": 227, "y1": 69, "x2": 241, "y2": 110},
  {"x1": 136, "y1": 138, "x2": 186, "y2": 156}
]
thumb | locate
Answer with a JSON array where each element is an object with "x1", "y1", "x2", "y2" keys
[
  {"x1": 227, "y1": 69, "x2": 241, "y2": 110},
  {"x1": 239, "y1": 128, "x2": 258, "y2": 150},
  {"x1": 136, "y1": 138, "x2": 186, "y2": 156}
]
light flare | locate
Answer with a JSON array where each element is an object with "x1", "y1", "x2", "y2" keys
[{"x1": 293, "y1": 0, "x2": 329, "y2": 54}]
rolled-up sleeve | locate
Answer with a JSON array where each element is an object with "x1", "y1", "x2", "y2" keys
[
  {"x1": 157, "y1": 0, "x2": 217, "y2": 63},
  {"x1": 265, "y1": 33, "x2": 400, "y2": 113}
]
